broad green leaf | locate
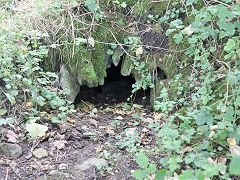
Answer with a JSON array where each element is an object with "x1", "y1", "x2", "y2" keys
[
  {"x1": 50, "y1": 117, "x2": 61, "y2": 124},
  {"x1": 146, "y1": 163, "x2": 156, "y2": 174},
  {"x1": 173, "y1": 34, "x2": 183, "y2": 44},
  {"x1": 84, "y1": 0, "x2": 99, "y2": 12},
  {"x1": 229, "y1": 156, "x2": 240, "y2": 175},
  {"x1": 218, "y1": 22, "x2": 235, "y2": 36},
  {"x1": 195, "y1": 170, "x2": 205, "y2": 180},
  {"x1": 132, "y1": 169, "x2": 148, "y2": 180},
  {"x1": 185, "y1": 153, "x2": 195, "y2": 164},
  {"x1": 196, "y1": 110, "x2": 213, "y2": 125},
  {"x1": 227, "y1": 72, "x2": 238, "y2": 85},
  {"x1": 166, "y1": 29, "x2": 175, "y2": 35},
  {"x1": 186, "y1": 0, "x2": 198, "y2": 6},
  {"x1": 198, "y1": 86, "x2": 207, "y2": 95},
  {"x1": 194, "y1": 156, "x2": 207, "y2": 167},
  {"x1": 0, "y1": 109, "x2": 7, "y2": 116},
  {"x1": 179, "y1": 170, "x2": 196, "y2": 180},
  {"x1": 155, "y1": 169, "x2": 167, "y2": 180},
  {"x1": 136, "y1": 152, "x2": 149, "y2": 169},
  {"x1": 203, "y1": 163, "x2": 219, "y2": 177},
  {"x1": 168, "y1": 156, "x2": 182, "y2": 172},
  {"x1": 26, "y1": 123, "x2": 48, "y2": 139},
  {"x1": 224, "y1": 39, "x2": 235, "y2": 52}
]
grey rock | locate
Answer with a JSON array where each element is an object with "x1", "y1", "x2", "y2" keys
[
  {"x1": 47, "y1": 170, "x2": 70, "y2": 180},
  {"x1": 25, "y1": 151, "x2": 33, "y2": 159},
  {"x1": 0, "y1": 127, "x2": 19, "y2": 143},
  {"x1": 0, "y1": 143, "x2": 22, "y2": 159},
  {"x1": 59, "y1": 65, "x2": 80, "y2": 102},
  {"x1": 36, "y1": 175, "x2": 47, "y2": 180},
  {"x1": 33, "y1": 148, "x2": 48, "y2": 159},
  {"x1": 75, "y1": 157, "x2": 107, "y2": 171}
]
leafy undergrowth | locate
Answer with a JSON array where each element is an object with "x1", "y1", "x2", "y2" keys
[
  {"x1": 1, "y1": 0, "x2": 240, "y2": 180},
  {"x1": 0, "y1": 102, "x2": 161, "y2": 180}
]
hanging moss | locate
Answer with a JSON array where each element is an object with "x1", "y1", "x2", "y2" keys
[{"x1": 67, "y1": 45, "x2": 98, "y2": 87}]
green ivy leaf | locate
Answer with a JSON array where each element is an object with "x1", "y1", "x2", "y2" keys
[
  {"x1": 26, "y1": 123, "x2": 48, "y2": 139},
  {"x1": 229, "y1": 156, "x2": 240, "y2": 175},
  {"x1": 227, "y1": 72, "x2": 238, "y2": 85},
  {"x1": 196, "y1": 109, "x2": 213, "y2": 125},
  {"x1": 224, "y1": 39, "x2": 235, "y2": 52},
  {"x1": 173, "y1": 34, "x2": 183, "y2": 44},
  {"x1": 136, "y1": 152, "x2": 149, "y2": 169},
  {"x1": 185, "y1": 153, "x2": 195, "y2": 164},
  {"x1": 179, "y1": 170, "x2": 196, "y2": 180},
  {"x1": 195, "y1": 170, "x2": 205, "y2": 180},
  {"x1": 50, "y1": 117, "x2": 61, "y2": 124},
  {"x1": 186, "y1": 0, "x2": 198, "y2": 6},
  {"x1": 132, "y1": 169, "x2": 148, "y2": 180},
  {"x1": 168, "y1": 156, "x2": 182, "y2": 172},
  {"x1": 155, "y1": 169, "x2": 167, "y2": 180},
  {"x1": 84, "y1": 0, "x2": 99, "y2": 12},
  {"x1": 146, "y1": 163, "x2": 156, "y2": 174},
  {"x1": 203, "y1": 163, "x2": 219, "y2": 177},
  {"x1": 166, "y1": 29, "x2": 176, "y2": 35},
  {"x1": 0, "y1": 109, "x2": 7, "y2": 116},
  {"x1": 218, "y1": 22, "x2": 235, "y2": 36}
]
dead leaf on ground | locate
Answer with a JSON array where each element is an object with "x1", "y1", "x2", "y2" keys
[
  {"x1": 88, "y1": 118, "x2": 98, "y2": 127},
  {"x1": 218, "y1": 157, "x2": 227, "y2": 164},
  {"x1": 123, "y1": 110, "x2": 132, "y2": 115},
  {"x1": 115, "y1": 115, "x2": 124, "y2": 120},
  {"x1": 88, "y1": 37, "x2": 95, "y2": 47},
  {"x1": 154, "y1": 113, "x2": 164, "y2": 120},
  {"x1": 227, "y1": 137, "x2": 237, "y2": 146},
  {"x1": 142, "y1": 127, "x2": 149, "y2": 133},
  {"x1": 229, "y1": 145, "x2": 240, "y2": 157},
  {"x1": 135, "y1": 46, "x2": 143, "y2": 56},
  {"x1": 126, "y1": 128, "x2": 136, "y2": 136},
  {"x1": 59, "y1": 163, "x2": 68, "y2": 170},
  {"x1": 143, "y1": 117, "x2": 154, "y2": 124},
  {"x1": 218, "y1": 157, "x2": 227, "y2": 174},
  {"x1": 50, "y1": 140, "x2": 67, "y2": 150},
  {"x1": 207, "y1": 157, "x2": 217, "y2": 164},
  {"x1": 92, "y1": 108, "x2": 98, "y2": 113},
  {"x1": 105, "y1": 126, "x2": 115, "y2": 135},
  {"x1": 182, "y1": 146, "x2": 194, "y2": 153},
  {"x1": 6, "y1": 130, "x2": 19, "y2": 143},
  {"x1": 193, "y1": 102, "x2": 197, "y2": 108},
  {"x1": 208, "y1": 131, "x2": 215, "y2": 139},
  {"x1": 96, "y1": 145, "x2": 103, "y2": 154},
  {"x1": 59, "y1": 122, "x2": 71, "y2": 134},
  {"x1": 55, "y1": 133, "x2": 65, "y2": 140},
  {"x1": 140, "y1": 133, "x2": 147, "y2": 142},
  {"x1": 26, "y1": 101, "x2": 33, "y2": 108},
  {"x1": 184, "y1": 25, "x2": 195, "y2": 36},
  {"x1": 227, "y1": 137, "x2": 240, "y2": 157},
  {"x1": 67, "y1": 117, "x2": 76, "y2": 124}
]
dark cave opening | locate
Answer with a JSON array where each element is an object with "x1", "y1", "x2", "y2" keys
[
  {"x1": 74, "y1": 61, "x2": 167, "y2": 106},
  {"x1": 74, "y1": 61, "x2": 150, "y2": 106}
]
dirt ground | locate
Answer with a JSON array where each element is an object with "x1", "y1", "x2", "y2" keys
[{"x1": 0, "y1": 93, "x2": 162, "y2": 180}]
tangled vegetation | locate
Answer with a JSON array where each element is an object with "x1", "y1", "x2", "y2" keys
[{"x1": 1, "y1": 0, "x2": 240, "y2": 179}]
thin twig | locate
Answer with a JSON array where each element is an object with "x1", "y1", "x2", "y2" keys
[
  {"x1": 5, "y1": 167, "x2": 8, "y2": 180},
  {"x1": 210, "y1": 0, "x2": 232, "y2": 8},
  {"x1": 67, "y1": 9, "x2": 75, "y2": 58},
  {"x1": 225, "y1": 80, "x2": 229, "y2": 105}
]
